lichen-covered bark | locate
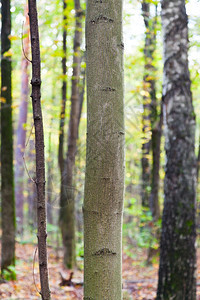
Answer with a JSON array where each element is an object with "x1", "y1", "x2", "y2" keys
[
  {"x1": 60, "y1": 0, "x2": 83, "y2": 269},
  {"x1": 15, "y1": 5, "x2": 29, "y2": 235},
  {"x1": 157, "y1": 0, "x2": 196, "y2": 299},
  {"x1": 28, "y1": 0, "x2": 51, "y2": 298},
  {"x1": 1, "y1": 0, "x2": 15, "y2": 271},
  {"x1": 84, "y1": 0, "x2": 124, "y2": 298}
]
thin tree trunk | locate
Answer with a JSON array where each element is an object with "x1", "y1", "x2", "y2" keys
[
  {"x1": 141, "y1": 1, "x2": 160, "y2": 217},
  {"x1": 77, "y1": 52, "x2": 86, "y2": 131},
  {"x1": 141, "y1": 1, "x2": 152, "y2": 207},
  {"x1": 149, "y1": 5, "x2": 162, "y2": 222},
  {"x1": 28, "y1": 1, "x2": 51, "y2": 299},
  {"x1": 141, "y1": 130, "x2": 151, "y2": 208},
  {"x1": 84, "y1": 0, "x2": 124, "y2": 298},
  {"x1": 47, "y1": 130, "x2": 53, "y2": 225},
  {"x1": 157, "y1": 0, "x2": 196, "y2": 299},
  {"x1": 15, "y1": 5, "x2": 30, "y2": 235},
  {"x1": 1, "y1": 0, "x2": 15, "y2": 272},
  {"x1": 58, "y1": 0, "x2": 67, "y2": 261},
  {"x1": 58, "y1": 0, "x2": 67, "y2": 175},
  {"x1": 150, "y1": 104, "x2": 162, "y2": 221},
  {"x1": 60, "y1": 0, "x2": 83, "y2": 269}
]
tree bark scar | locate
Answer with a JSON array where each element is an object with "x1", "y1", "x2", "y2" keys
[
  {"x1": 34, "y1": 115, "x2": 41, "y2": 121},
  {"x1": 93, "y1": 248, "x2": 117, "y2": 256},
  {"x1": 118, "y1": 42, "x2": 124, "y2": 50},
  {"x1": 90, "y1": 15, "x2": 114, "y2": 24},
  {"x1": 101, "y1": 87, "x2": 116, "y2": 92},
  {"x1": 31, "y1": 78, "x2": 41, "y2": 86}
]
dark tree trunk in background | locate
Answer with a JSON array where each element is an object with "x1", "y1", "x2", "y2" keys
[
  {"x1": 15, "y1": 5, "x2": 30, "y2": 235},
  {"x1": 141, "y1": 0, "x2": 152, "y2": 208},
  {"x1": 1, "y1": 0, "x2": 16, "y2": 272},
  {"x1": 28, "y1": 0, "x2": 51, "y2": 298},
  {"x1": 77, "y1": 52, "x2": 86, "y2": 131},
  {"x1": 58, "y1": 0, "x2": 67, "y2": 175},
  {"x1": 60, "y1": 0, "x2": 83, "y2": 269},
  {"x1": 157, "y1": 0, "x2": 196, "y2": 299},
  {"x1": 47, "y1": 130, "x2": 53, "y2": 225},
  {"x1": 149, "y1": 104, "x2": 162, "y2": 221},
  {"x1": 141, "y1": 1, "x2": 161, "y2": 220},
  {"x1": 58, "y1": 0, "x2": 67, "y2": 259},
  {"x1": 141, "y1": 130, "x2": 151, "y2": 208}
]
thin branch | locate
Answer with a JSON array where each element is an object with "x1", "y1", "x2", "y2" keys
[
  {"x1": 33, "y1": 248, "x2": 42, "y2": 296},
  {"x1": 22, "y1": 122, "x2": 35, "y2": 183},
  {"x1": 22, "y1": 154, "x2": 35, "y2": 183},
  {"x1": 21, "y1": 21, "x2": 32, "y2": 63},
  {"x1": 25, "y1": 122, "x2": 34, "y2": 148}
]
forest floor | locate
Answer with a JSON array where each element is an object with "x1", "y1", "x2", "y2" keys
[{"x1": 0, "y1": 243, "x2": 200, "y2": 299}]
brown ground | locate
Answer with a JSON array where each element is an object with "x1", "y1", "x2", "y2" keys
[{"x1": 0, "y1": 243, "x2": 200, "y2": 299}]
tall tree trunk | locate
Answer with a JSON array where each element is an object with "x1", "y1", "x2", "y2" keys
[
  {"x1": 28, "y1": 1, "x2": 51, "y2": 299},
  {"x1": 141, "y1": 1, "x2": 161, "y2": 219},
  {"x1": 15, "y1": 5, "x2": 30, "y2": 235},
  {"x1": 157, "y1": 0, "x2": 196, "y2": 299},
  {"x1": 58, "y1": 0, "x2": 67, "y2": 175},
  {"x1": 84, "y1": 0, "x2": 124, "y2": 298},
  {"x1": 1, "y1": 0, "x2": 15, "y2": 272},
  {"x1": 141, "y1": 1, "x2": 152, "y2": 207},
  {"x1": 58, "y1": 0, "x2": 67, "y2": 262},
  {"x1": 149, "y1": 104, "x2": 162, "y2": 221},
  {"x1": 60, "y1": 0, "x2": 83, "y2": 269}
]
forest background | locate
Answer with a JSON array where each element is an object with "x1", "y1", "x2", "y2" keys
[{"x1": 1, "y1": 0, "x2": 200, "y2": 299}]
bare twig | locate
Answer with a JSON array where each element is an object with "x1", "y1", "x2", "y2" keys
[
  {"x1": 22, "y1": 154, "x2": 35, "y2": 183},
  {"x1": 22, "y1": 122, "x2": 35, "y2": 182},
  {"x1": 33, "y1": 248, "x2": 41, "y2": 296},
  {"x1": 25, "y1": 122, "x2": 34, "y2": 148},
  {"x1": 21, "y1": 21, "x2": 32, "y2": 63}
]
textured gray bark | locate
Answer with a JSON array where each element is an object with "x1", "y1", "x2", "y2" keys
[
  {"x1": 60, "y1": 0, "x2": 83, "y2": 268},
  {"x1": 84, "y1": 0, "x2": 124, "y2": 298},
  {"x1": 28, "y1": 0, "x2": 51, "y2": 298},
  {"x1": 1, "y1": 0, "x2": 15, "y2": 272},
  {"x1": 157, "y1": 0, "x2": 196, "y2": 299},
  {"x1": 15, "y1": 6, "x2": 29, "y2": 235}
]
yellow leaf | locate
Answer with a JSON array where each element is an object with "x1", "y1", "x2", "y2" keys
[
  {"x1": 140, "y1": 90, "x2": 150, "y2": 97},
  {"x1": 0, "y1": 97, "x2": 6, "y2": 103},
  {"x1": 3, "y1": 49, "x2": 14, "y2": 57},
  {"x1": 8, "y1": 34, "x2": 19, "y2": 41}
]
